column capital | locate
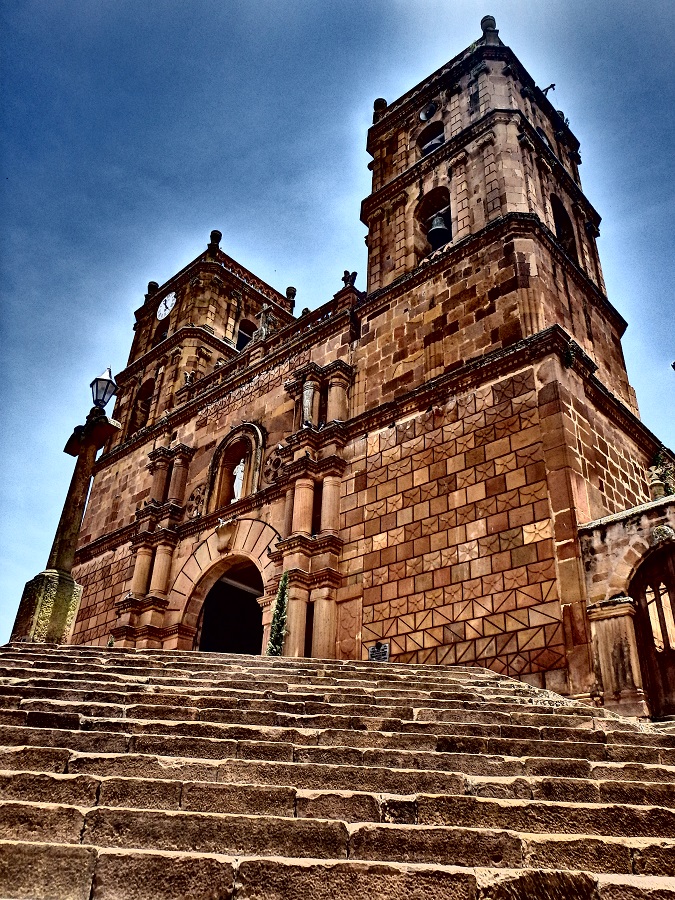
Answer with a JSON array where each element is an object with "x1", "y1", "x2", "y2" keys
[{"x1": 587, "y1": 595, "x2": 636, "y2": 622}]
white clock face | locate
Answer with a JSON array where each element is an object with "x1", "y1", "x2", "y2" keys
[{"x1": 156, "y1": 292, "x2": 176, "y2": 320}]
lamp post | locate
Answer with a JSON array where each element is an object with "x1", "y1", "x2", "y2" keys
[{"x1": 11, "y1": 369, "x2": 121, "y2": 644}]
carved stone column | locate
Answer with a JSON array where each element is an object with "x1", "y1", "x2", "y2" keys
[
  {"x1": 166, "y1": 445, "x2": 193, "y2": 505},
  {"x1": 320, "y1": 475, "x2": 341, "y2": 535},
  {"x1": 311, "y1": 586, "x2": 337, "y2": 659},
  {"x1": 284, "y1": 582, "x2": 309, "y2": 657},
  {"x1": 291, "y1": 477, "x2": 314, "y2": 536},
  {"x1": 301, "y1": 379, "x2": 317, "y2": 426},
  {"x1": 147, "y1": 449, "x2": 171, "y2": 504},
  {"x1": 147, "y1": 538, "x2": 175, "y2": 600},
  {"x1": 283, "y1": 485, "x2": 295, "y2": 539},
  {"x1": 587, "y1": 596, "x2": 650, "y2": 717},
  {"x1": 326, "y1": 373, "x2": 349, "y2": 422},
  {"x1": 129, "y1": 544, "x2": 154, "y2": 598}
]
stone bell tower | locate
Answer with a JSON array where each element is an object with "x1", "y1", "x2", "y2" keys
[{"x1": 361, "y1": 15, "x2": 636, "y2": 411}]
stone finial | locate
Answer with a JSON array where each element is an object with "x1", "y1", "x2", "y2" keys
[
  {"x1": 147, "y1": 281, "x2": 159, "y2": 296},
  {"x1": 649, "y1": 469, "x2": 667, "y2": 501},
  {"x1": 480, "y1": 15, "x2": 499, "y2": 45},
  {"x1": 286, "y1": 286, "x2": 297, "y2": 311},
  {"x1": 207, "y1": 230, "x2": 222, "y2": 256},
  {"x1": 373, "y1": 98, "x2": 388, "y2": 124}
]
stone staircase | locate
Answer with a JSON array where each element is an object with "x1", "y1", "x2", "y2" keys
[{"x1": 0, "y1": 644, "x2": 673, "y2": 899}]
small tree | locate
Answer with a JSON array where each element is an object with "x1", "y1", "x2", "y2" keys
[{"x1": 265, "y1": 571, "x2": 289, "y2": 656}]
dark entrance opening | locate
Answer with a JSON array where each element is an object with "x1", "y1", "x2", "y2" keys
[{"x1": 196, "y1": 561, "x2": 264, "y2": 654}]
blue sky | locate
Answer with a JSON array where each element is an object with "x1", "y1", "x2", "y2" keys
[{"x1": 1, "y1": 0, "x2": 673, "y2": 643}]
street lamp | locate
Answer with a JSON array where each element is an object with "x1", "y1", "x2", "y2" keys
[{"x1": 11, "y1": 371, "x2": 121, "y2": 644}]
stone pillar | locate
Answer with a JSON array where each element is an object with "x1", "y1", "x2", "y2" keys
[
  {"x1": 167, "y1": 453, "x2": 190, "y2": 505},
  {"x1": 11, "y1": 407, "x2": 119, "y2": 645},
  {"x1": 326, "y1": 374, "x2": 349, "y2": 422},
  {"x1": 320, "y1": 475, "x2": 341, "y2": 535},
  {"x1": 283, "y1": 485, "x2": 295, "y2": 539},
  {"x1": 129, "y1": 544, "x2": 154, "y2": 598},
  {"x1": 284, "y1": 583, "x2": 309, "y2": 657},
  {"x1": 301, "y1": 380, "x2": 317, "y2": 426},
  {"x1": 148, "y1": 457, "x2": 171, "y2": 504},
  {"x1": 587, "y1": 596, "x2": 650, "y2": 717},
  {"x1": 147, "y1": 540, "x2": 175, "y2": 599},
  {"x1": 47, "y1": 442, "x2": 98, "y2": 574},
  {"x1": 311, "y1": 587, "x2": 337, "y2": 659},
  {"x1": 291, "y1": 477, "x2": 314, "y2": 536}
]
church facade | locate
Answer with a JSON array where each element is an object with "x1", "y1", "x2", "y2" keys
[{"x1": 66, "y1": 17, "x2": 675, "y2": 718}]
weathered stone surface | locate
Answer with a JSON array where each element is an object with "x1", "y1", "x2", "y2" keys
[
  {"x1": 0, "y1": 839, "x2": 96, "y2": 900},
  {"x1": 83, "y1": 808, "x2": 349, "y2": 858},
  {"x1": 0, "y1": 800, "x2": 85, "y2": 844},
  {"x1": 234, "y1": 858, "x2": 478, "y2": 900},
  {"x1": 92, "y1": 849, "x2": 235, "y2": 900},
  {"x1": 1, "y1": 644, "x2": 674, "y2": 898}
]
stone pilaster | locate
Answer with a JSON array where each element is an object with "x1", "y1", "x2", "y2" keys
[{"x1": 587, "y1": 596, "x2": 650, "y2": 717}]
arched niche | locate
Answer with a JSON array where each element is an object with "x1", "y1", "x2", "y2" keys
[
  {"x1": 206, "y1": 422, "x2": 265, "y2": 513},
  {"x1": 414, "y1": 186, "x2": 452, "y2": 261},
  {"x1": 236, "y1": 319, "x2": 257, "y2": 351},
  {"x1": 417, "y1": 120, "x2": 445, "y2": 157},
  {"x1": 550, "y1": 194, "x2": 578, "y2": 263},
  {"x1": 127, "y1": 377, "x2": 155, "y2": 437}
]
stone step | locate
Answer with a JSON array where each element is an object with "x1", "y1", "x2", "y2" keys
[
  {"x1": 1, "y1": 767, "x2": 674, "y2": 815},
  {"x1": 0, "y1": 687, "x2": 644, "y2": 733},
  {"x1": 0, "y1": 684, "x2": 654, "y2": 740},
  {"x1": 1, "y1": 644, "x2": 670, "y2": 898},
  {"x1": 0, "y1": 673, "x2": 602, "y2": 719},
  {"x1": 1, "y1": 799, "x2": 674, "y2": 876},
  {"x1": 3, "y1": 840, "x2": 673, "y2": 900},
  {"x1": 46, "y1": 746, "x2": 675, "y2": 792},
  {"x1": 2, "y1": 712, "x2": 675, "y2": 780},
  {"x1": 0, "y1": 714, "x2": 669, "y2": 766},
  {"x1": 6, "y1": 700, "x2": 666, "y2": 753}
]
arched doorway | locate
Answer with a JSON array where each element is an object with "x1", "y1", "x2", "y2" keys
[
  {"x1": 195, "y1": 559, "x2": 264, "y2": 654},
  {"x1": 629, "y1": 543, "x2": 675, "y2": 718}
]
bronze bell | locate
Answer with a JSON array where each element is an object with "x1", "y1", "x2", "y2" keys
[{"x1": 427, "y1": 213, "x2": 451, "y2": 250}]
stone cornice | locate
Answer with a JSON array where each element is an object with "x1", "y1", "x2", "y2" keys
[
  {"x1": 283, "y1": 455, "x2": 348, "y2": 482},
  {"x1": 368, "y1": 42, "x2": 578, "y2": 151},
  {"x1": 582, "y1": 376, "x2": 674, "y2": 465},
  {"x1": 336, "y1": 325, "x2": 640, "y2": 452},
  {"x1": 578, "y1": 495, "x2": 675, "y2": 534},
  {"x1": 270, "y1": 534, "x2": 343, "y2": 560},
  {"x1": 117, "y1": 325, "x2": 237, "y2": 386},
  {"x1": 76, "y1": 327, "x2": 669, "y2": 567},
  {"x1": 356, "y1": 213, "x2": 626, "y2": 336}
]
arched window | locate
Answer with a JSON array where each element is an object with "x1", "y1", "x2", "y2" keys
[
  {"x1": 152, "y1": 320, "x2": 169, "y2": 348},
  {"x1": 207, "y1": 423, "x2": 265, "y2": 512},
  {"x1": 414, "y1": 186, "x2": 452, "y2": 260},
  {"x1": 236, "y1": 319, "x2": 257, "y2": 351},
  {"x1": 417, "y1": 121, "x2": 445, "y2": 157},
  {"x1": 629, "y1": 542, "x2": 675, "y2": 718},
  {"x1": 550, "y1": 195, "x2": 578, "y2": 263},
  {"x1": 127, "y1": 378, "x2": 155, "y2": 436}
]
